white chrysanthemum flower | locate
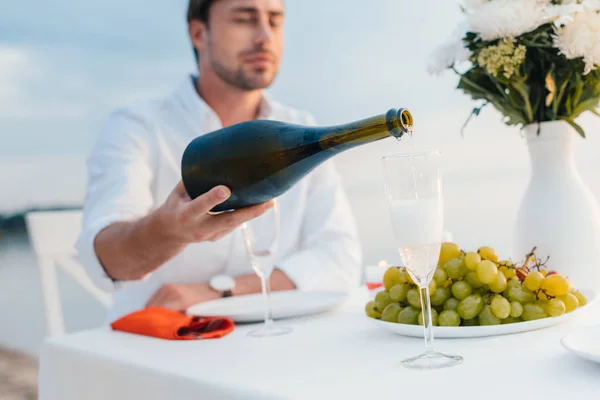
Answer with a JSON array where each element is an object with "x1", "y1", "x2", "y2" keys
[
  {"x1": 546, "y1": 4, "x2": 585, "y2": 26},
  {"x1": 467, "y1": 0, "x2": 550, "y2": 40},
  {"x1": 427, "y1": 22, "x2": 472, "y2": 75},
  {"x1": 553, "y1": 10, "x2": 600, "y2": 73},
  {"x1": 561, "y1": 0, "x2": 600, "y2": 11}
]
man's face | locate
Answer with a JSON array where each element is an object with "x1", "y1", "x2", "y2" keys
[{"x1": 192, "y1": 0, "x2": 285, "y2": 91}]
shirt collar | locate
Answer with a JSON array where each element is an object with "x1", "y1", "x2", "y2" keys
[{"x1": 176, "y1": 74, "x2": 276, "y2": 130}]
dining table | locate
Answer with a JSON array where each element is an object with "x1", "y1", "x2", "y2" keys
[{"x1": 38, "y1": 286, "x2": 600, "y2": 400}]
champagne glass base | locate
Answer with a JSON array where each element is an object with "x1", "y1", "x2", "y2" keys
[
  {"x1": 401, "y1": 352, "x2": 462, "y2": 370},
  {"x1": 247, "y1": 325, "x2": 292, "y2": 338}
]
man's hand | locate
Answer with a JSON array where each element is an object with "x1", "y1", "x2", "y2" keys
[
  {"x1": 145, "y1": 283, "x2": 220, "y2": 311},
  {"x1": 157, "y1": 181, "x2": 274, "y2": 244},
  {"x1": 95, "y1": 181, "x2": 274, "y2": 282}
]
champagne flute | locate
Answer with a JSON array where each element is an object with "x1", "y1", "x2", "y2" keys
[
  {"x1": 241, "y1": 199, "x2": 292, "y2": 337},
  {"x1": 382, "y1": 151, "x2": 462, "y2": 369}
]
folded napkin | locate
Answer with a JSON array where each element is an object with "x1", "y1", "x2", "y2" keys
[{"x1": 111, "y1": 307, "x2": 234, "y2": 340}]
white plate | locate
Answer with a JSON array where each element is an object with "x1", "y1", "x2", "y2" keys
[
  {"x1": 186, "y1": 290, "x2": 350, "y2": 323},
  {"x1": 370, "y1": 289, "x2": 596, "y2": 338},
  {"x1": 561, "y1": 325, "x2": 600, "y2": 365}
]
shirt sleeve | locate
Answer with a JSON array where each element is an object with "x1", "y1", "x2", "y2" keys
[
  {"x1": 75, "y1": 108, "x2": 156, "y2": 292},
  {"x1": 276, "y1": 114, "x2": 363, "y2": 292}
]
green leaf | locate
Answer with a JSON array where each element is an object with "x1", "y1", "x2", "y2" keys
[
  {"x1": 560, "y1": 117, "x2": 586, "y2": 138},
  {"x1": 572, "y1": 97, "x2": 600, "y2": 119},
  {"x1": 553, "y1": 71, "x2": 572, "y2": 116}
]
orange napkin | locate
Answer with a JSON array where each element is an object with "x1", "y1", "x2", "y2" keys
[{"x1": 111, "y1": 307, "x2": 235, "y2": 340}]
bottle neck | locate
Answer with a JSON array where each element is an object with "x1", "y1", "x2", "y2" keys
[{"x1": 317, "y1": 109, "x2": 413, "y2": 152}]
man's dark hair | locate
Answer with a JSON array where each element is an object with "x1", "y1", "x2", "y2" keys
[{"x1": 187, "y1": 0, "x2": 216, "y2": 62}]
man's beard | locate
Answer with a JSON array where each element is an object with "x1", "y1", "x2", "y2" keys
[{"x1": 211, "y1": 55, "x2": 277, "y2": 91}]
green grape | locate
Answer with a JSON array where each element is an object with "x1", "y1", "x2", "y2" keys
[
  {"x1": 507, "y1": 286, "x2": 536, "y2": 304},
  {"x1": 541, "y1": 275, "x2": 570, "y2": 297},
  {"x1": 558, "y1": 293, "x2": 579, "y2": 313},
  {"x1": 535, "y1": 299, "x2": 549, "y2": 310},
  {"x1": 397, "y1": 268, "x2": 410, "y2": 284},
  {"x1": 478, "y1": 305, "x2": 501, "y2": 325},
  {"x1": 365, "y1": 301, "x2": 378, "y2": 317},
  {"x1": 499, "y1": 264, "x2": 516, "y2": 279},
  {"x1": 439, "y1": 310, "x2": 461, "y2": 327},
  {"x1": 418, "y1": 308, "x2": 439, "y2": 326},
  {"x1": 504, "y1": 278, "x2": 521, "y2": 297},
  {"x1": 465, "y1": 271, "x2": 484, "y2": 289},
  {"x1": 444, "y1": 297, "x2": 460, "y2": 311},
  {"x1": 406, "y1": 288, "x2": 422, "y2": 309},
  {"x1": 502, "y1": 316, "x2": 521, "y2": 324},
  {"x1": 381, "y1": 303, "x2": 403, "y2": 323},
  {"x1": 524, "y1": 271, "x2": 545, "y2": 292},
  {"x1": 462, "y1": 318, "x2": 478, "y2": 326},
  {"x1": 574, "y1": 291, "x2": 587, "y2": 306},
  {"x1": 521, "y1": 303, "x2": 548, "y2": 321},
  {"x1": 490, "y1": 295, "x2": 511, "y2": 319},
  {"x1": 510, "y1": 301, "x2": 523, "y2": 318},
  {"x1": 451, "y1": 281, "x2": 473, "y2": 300},
  {"x1": 546, "y1": 299, "x2": 566, "y2": 317},
  {"x1": 478, "y1": 246, "x2": 498, "y2": 262},
  {"x1": 476, "y1": 260, "x2": 498, "y2": 284},
  {"x1": 474, "y1": 286, "x2": 488, "y2": 297},
  {"x1": 482, "y1": 292, "x2": 494, "y2": 305},
  {"x1": 389, "y1": 283, "x2": 410, "y2": 302},
  {"x1": 457, "y1": 294, "x2": 484, "y2": 320},
  {"x1": 465, "y1": 251, "x2": 481, "y2": 271},
  {"x1": 433, "y1": 268, "x2": 448, "y2": 286},
  {"x1": 383, "y1": 267, "x2": 401, "y2": 291},
  {"x1": 439, "y1": 242, "x2": 461, "y2": 267},
  {"x1": 444, "y1": 258, "x2": 468, "y2": 280},
  {"x1": 489, "y1": 271, "x2": 507, "y2": 293},
  {"x1": 397, "y1": 306, "x2": 420, "y2": 325},
  {"x1": 430, "y1": 286, "x2": 451, "y2": 306},
  {"x1": 374, "y1": 291, "x2": 393, "y2": 311},
  {"x1": 433, "y1": 305, "x2": 445, "y2": 314},
  {"x1": 428, "y1": 279, "x2": 438, "y2": 296}
]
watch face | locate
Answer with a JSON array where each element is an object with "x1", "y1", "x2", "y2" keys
[{"x1": 210, "y1": 275, "x2": 235, "y2": 292}]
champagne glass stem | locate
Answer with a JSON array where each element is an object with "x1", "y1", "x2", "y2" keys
[
  {"x1": 419, "y1": 285, "x2": 436, "y2": 354},
  {"x1": 260, "y1": 273, "x2": 275, "y2": 329}
]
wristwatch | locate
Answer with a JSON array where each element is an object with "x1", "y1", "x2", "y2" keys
[{"x1": 209, "y1": 275, "x2": 236, "y2": 298}]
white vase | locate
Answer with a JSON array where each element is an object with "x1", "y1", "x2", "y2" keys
[{"x1": 513, "y1": 120, "x2": 600, "y2": 289}]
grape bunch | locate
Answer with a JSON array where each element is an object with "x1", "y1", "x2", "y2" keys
[{"x1": 365, "y1": 243, "x2": 588, "y2": 327}]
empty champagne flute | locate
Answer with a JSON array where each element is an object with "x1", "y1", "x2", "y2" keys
[
  {"x1": 382, "y1": 151, "x2": 462, "y2": 369},
  {"x1": 241, "y1": 198, "x2": 292, "y2": 337}
]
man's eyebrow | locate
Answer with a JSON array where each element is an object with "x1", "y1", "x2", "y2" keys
[{"x1": 230, "y1": 7, "x2": 284, "y2": 17}]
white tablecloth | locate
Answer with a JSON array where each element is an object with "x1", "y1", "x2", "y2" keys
[{"x1": 39, "y1": 288, "x2": 600, "y2": 400}]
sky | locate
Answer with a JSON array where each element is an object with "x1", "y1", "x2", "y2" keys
[{"x1": 2, "y1": 0, "x2": 600, "y2": 263}]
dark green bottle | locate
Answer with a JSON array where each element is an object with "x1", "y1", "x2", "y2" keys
[{"x1": 182, "y1": 108, "x2": 413, "y2": 212}]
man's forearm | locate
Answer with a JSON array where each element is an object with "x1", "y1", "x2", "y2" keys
[
  {"x1": 94, "y1": 211, "x2": 186, "y2": 281},
  {"x1": 232, "y1": 269, "x2": 297, "y2": 296}
]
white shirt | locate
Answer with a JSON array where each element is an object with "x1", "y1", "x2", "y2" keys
[{"x1": 76, "y1": 75, "x2": 363, "y2": 322}]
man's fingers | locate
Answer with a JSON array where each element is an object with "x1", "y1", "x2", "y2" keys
[
  {"x1": 203, "y1": 200, "x2": 274, "y2": 233},
  {"x1": 180, "y1": 186, "x2": 231, "y2": 222}
]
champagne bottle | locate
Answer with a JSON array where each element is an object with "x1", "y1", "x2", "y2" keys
[{"x1": 181, "y1": 108, "x2": 413, "y2": 212}]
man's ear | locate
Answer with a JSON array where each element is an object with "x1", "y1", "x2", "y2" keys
[{"x1": 189, "y1": 20, "x2": 208, "y2": 53}]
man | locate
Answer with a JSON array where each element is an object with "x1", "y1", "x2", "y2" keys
[{"x1": 76, "y1": 0, "x2": 362, "y2": 322}]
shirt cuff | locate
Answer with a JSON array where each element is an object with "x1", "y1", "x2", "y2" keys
[{"x1": 75, "y1": 215, "x2": 151, "y2": 293}]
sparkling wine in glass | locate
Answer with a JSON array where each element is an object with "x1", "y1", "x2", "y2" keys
[
  {"x1": 241, "y1": 199, "x2": 292, "y2": 337},
  {"x1": 383, "y1": 151, "x2": 462, "y2": 369}
]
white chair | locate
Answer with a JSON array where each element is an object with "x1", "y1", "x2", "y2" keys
[{"x1": 25, "y1": 210, "x2": 113, "y2": 337}]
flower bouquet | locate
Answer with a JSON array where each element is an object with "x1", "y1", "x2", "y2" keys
[
  {"x1": 428, "y1": 0, "x2": 600, "y2": 290},
  {"x1": 429, "y1": 0, "x2": 600, "y2": 136}
]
